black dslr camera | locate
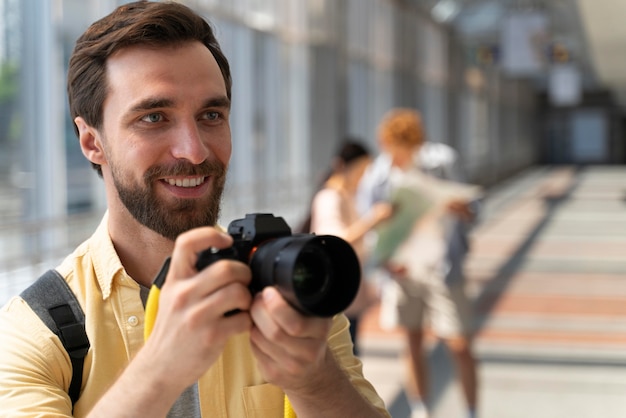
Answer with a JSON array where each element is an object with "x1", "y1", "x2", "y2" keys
[{"x1": 196, "y1": 213, "x2": 361, "y2": 317}]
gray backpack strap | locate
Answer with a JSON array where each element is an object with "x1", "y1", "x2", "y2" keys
[{"x1": 20, "y1": 270, "x2": 90, "y2": 410}]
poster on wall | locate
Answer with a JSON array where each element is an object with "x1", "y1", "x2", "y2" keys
[
  {"x1": 549, "y1": 64, "x2": 582, "y2": 106},
  {"x1": 500, "y1": 12, "x2": 549, "y2": 76}
]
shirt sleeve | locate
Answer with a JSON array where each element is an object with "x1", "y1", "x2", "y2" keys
[
  {"x1": 0, "y1": 297, "x2": 74, "y2": 417},
  {"x1": 356, "y1": 155, "x2": 392, "y2": 215},
  {"x1": 327, "y1": 314, "x2": 391, "y2": 417}
]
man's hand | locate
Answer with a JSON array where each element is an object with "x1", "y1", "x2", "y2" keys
[
  {"x1": 370, "y1": 201, "x2": 394, "y2": 225},
  {"x1": 145, "y1": 227, "x2": 253, "y2": 388},
  {"x1": 248, "y1": 287, "x2": 332, "y2": 392},
  {"x1": 446, "y1": 199, "x2": 474, "y2": 222},
  {"x1": 89, "y1": 227, "x2": 254, "y2": 417},
  {"x1": 385, "y1": 262, "x2": 409, "y2": 281},
  {"x1": 248, "y1": 288, "x2": 387, "y2": 417}
]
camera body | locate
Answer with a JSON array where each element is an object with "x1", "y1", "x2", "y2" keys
[{"x1": 196, "y1": 213, "x2": 360, "y2": 317}]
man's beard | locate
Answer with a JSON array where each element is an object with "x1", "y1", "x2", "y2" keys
[{"x1": 112, "y1": 159, "x2": 226, "y2": 241}]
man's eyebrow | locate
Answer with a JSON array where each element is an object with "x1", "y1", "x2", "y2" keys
[
  {"x1": 203, "y1": 96, "x2": 231, "y2": 110},
  {"x1": 128, "y1": 95, "x2": 231, "y2": 114},
  {"x1": 129, "y1": 97, "x2": 174, "y2": 113}
]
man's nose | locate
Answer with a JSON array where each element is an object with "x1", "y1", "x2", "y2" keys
[{"x1": 170, "y1": 121, "x2": 210, "y2": 164}]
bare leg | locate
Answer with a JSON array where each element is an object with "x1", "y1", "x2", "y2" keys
[
  {"x1": 444, "y1": 335, "x2": 478, "y2": 412},
  {"x1": 405, "y1": 328, "x2": 428, "y2": 402}
]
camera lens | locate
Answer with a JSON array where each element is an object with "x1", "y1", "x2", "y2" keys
[
  {"x1": 292, "y1": 247, "x2": 331, "y2": 296},
  {"x1": 249, "y1": 234, "x2": 360, "y2": 317}
]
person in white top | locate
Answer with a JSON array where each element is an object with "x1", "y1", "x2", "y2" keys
[{"x1": 303, "y1": 139, "x2": 392, "y2": 355}]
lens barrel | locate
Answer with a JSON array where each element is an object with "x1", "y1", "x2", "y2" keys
[{"x1": 250, "y1": 234, "x2": 360, "y2": 317}]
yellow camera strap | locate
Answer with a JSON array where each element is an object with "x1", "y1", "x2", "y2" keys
[
  {"x1": 284, "y1": 398, "x2": 297, "y2": 418},
  {"x1": 144, "y1": 257, "x2": 296, "y2": 417},
  {"x1": 144, "y1": 257, "x2": 168, "y2": 341}
]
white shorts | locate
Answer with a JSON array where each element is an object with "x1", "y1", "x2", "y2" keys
[{"x1": 379, "y1": 267, "x2": 473, "y2": 338}]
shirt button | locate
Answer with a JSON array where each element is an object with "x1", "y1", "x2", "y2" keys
[{"x1": 128, "y1": 316, "x2": 139, "y2": 327}]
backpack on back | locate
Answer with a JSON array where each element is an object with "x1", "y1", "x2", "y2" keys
[{"x1": 20, "y1": 269, "x2": 90, "y2": 409}]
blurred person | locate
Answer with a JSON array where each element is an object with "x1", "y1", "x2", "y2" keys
[
  {"x1": 304, "y1": 139, "x2": 392, "y2": 356},
  {"x1": 0, "y1": 2, "x2": 390, "y2": 417},
  {"x1": 358, "y1": 108, "x2": 478, "y2": 418}
]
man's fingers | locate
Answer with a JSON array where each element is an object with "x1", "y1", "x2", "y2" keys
[
  {"x1": 252, "y1": 288, "x2": 331, "y2": 339},
  {"x1": 168, "y1": 227, "x2": 233, "y2": 281},
  {"x1": 193, "y1": 276, "x2": 254, "y2": 319}
]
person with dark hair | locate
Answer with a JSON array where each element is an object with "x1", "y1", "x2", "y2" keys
[
  {"x1": 0, "y1": 2, "x2": 390, "y2": 417},
  {"x1": 307, "y1": 139, "x2": 392, "y2": 355}
]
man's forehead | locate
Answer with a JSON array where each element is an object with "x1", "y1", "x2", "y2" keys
[
  {"x1": 105, "y1": 42, "x2": 225, "y2": 95},
  {"x1": 106, "y1": 41, "x2": 214, "y2": 71}
]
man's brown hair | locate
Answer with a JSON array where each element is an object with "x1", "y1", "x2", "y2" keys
[{"x1": 67, "y1": 1, "x2": 232, "y2": 174}]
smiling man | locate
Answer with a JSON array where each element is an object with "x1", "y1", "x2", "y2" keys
[{"x1": 0, "y1": 2, "x2": 390, "y2": 417}]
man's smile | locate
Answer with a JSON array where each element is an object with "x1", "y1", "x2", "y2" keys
[{"x1": 163, "y1": 176, "x2": 207, "y2": 188}]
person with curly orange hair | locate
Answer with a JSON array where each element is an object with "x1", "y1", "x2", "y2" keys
[{"x1": 358, "y1": 108, "x2": 479, "y2": 418}]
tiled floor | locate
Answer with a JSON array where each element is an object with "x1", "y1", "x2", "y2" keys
[{"x1": 358, "y1": 165, "x2": 626, "y2": 418}]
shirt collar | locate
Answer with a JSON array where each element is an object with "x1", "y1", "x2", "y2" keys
[{"x1": 89, "y1": 211, "x2": 127, "y2": 300}]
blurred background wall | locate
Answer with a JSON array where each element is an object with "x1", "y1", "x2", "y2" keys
[{"x1": 0, "y1": 0, "x2": 624, "y2": 300}]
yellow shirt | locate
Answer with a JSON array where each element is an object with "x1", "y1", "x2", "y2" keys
[{"x1": 0, "y1": 213, "x2": 389, "y2": 417}]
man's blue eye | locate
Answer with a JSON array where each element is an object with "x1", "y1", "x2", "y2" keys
[
  {"x1": 142, "y1": 113, "x2": 162, "y2": 123},
  {"x1": 205, "y1": 111, "x2": 219, "y2": 120}
]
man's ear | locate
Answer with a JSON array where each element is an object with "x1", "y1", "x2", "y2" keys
[{"x1": 75, "y1": 116, "x2": 106, "y2": 166}]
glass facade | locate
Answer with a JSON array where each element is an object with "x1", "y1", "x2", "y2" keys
[{"x1": 0, "y1": 0, "x2": 537, "y2": 302}]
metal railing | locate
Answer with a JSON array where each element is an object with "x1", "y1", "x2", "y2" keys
[{"x1": 0, "y1": 177, "x2": 313, "y2": 305}]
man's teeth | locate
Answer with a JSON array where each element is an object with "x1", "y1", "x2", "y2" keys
[{"x1": 165, "y1": 177, "x2": 206, "y2": 187}]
